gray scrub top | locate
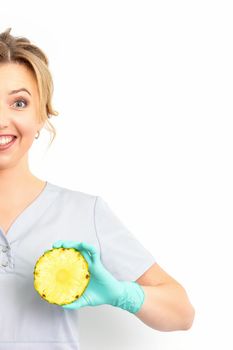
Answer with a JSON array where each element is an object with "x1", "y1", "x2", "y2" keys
[{"x1": 0, "y1": 181, "x2": 156, "y2": 350}]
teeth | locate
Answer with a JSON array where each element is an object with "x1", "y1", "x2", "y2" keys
[{"x1": 0, "y1": 136, "x2": 15, "y2": 145}]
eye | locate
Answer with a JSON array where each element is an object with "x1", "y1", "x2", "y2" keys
[{"x1": 12, "y1": 98, "x2": 28, "y2": 109}]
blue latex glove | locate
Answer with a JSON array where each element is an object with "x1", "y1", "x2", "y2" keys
[{"x1": 52, "y1": 240, "x2": 145, "y2": 314}]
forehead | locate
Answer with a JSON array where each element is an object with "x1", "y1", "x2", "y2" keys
[{"x1": 0, "y1": 63, "x2": 37, "y2": 95}]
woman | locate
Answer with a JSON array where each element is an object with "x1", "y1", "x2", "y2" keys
[{"x1": 0, "y1": 28, "x2": 195, "y2": 349}]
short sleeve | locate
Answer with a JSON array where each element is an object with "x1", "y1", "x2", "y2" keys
[{"x1": 94, "y1": 196, "x2": 156, "y2": 281}]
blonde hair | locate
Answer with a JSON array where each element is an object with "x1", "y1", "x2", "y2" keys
[{"x1": 0, "y1": 27, "x2": 58, "y2": 148}]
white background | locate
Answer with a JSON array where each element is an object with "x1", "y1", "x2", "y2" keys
[{"x1": 2, "y1": 1, "x2": 233, "y2": 349}]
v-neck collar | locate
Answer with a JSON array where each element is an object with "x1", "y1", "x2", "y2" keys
[{"x1": 0, "y1": 181, "x2": 61, "y2": 245}]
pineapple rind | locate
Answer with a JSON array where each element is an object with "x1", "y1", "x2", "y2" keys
[{"x1": 34, "y1": 247, "x2": 90, "y2": 305}]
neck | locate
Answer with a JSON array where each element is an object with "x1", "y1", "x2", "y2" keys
[{"x1": 0, "y1": 158, "x2": 41, "y2": 198}]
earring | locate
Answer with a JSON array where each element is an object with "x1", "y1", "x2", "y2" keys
[{"x1": 35, "y1": 130, "x2": 40, "y2": 139}]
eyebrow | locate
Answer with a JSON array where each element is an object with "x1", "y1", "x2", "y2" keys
[{"x1": 8, "y1": 88, "x2": 31, "y2": 96}]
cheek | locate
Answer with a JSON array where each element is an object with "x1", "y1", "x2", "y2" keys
[{"x1": 15, "y1": 119, "x2": 38, "y2": 139}]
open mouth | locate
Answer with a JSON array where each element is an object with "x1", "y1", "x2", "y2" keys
[{"x1": 0, "y1": 136, "x2": 17, "y2": 151}]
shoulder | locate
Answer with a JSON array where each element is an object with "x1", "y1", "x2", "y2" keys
[
  {"x1": 47, "y1": 182, "x2": 98, "y2": 202},
  {"x1": 46, "y1": 182, "x2": 100, "y2": 216}
]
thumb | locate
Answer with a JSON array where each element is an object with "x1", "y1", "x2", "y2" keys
[{"x1": 62, "y1": 293, "x2": 90, "y2": 310}]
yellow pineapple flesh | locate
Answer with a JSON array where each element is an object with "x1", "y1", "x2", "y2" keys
[{"x1": 34, "y1": 247, "x2": 90, "y2": 305}]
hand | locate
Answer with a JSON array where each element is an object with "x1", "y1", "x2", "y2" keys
[{"x1": 52, "y1": 240, "x2": 145, "y2": 313}]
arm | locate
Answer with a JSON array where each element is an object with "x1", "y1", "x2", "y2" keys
[
  {"x1": 52, "y1": 240, "x2": 195, "y2": 332},
  {"x1": 135, "y1": 263, "x2": 195, "y2": 331}
]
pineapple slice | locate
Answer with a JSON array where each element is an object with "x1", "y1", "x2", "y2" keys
[{"x1": 34, "y1": 247, "x2": 90, "y2": 305}]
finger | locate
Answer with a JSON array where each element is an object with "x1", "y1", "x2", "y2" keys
[
  {"x1": 52, "y1": 240, "x2": 66, "y2": 248},
  {"x1": 62, "y1": 241, "x2": 82, "y2": 249},
  {"x1": 80, "y1": 250, "x2": 92, "y2": 267},
  {"x1": 53, "y1": 241, "x2": 81, "y2": 249},
  {"x1": 78, "y1": 242, "x2": 100, "y2": 263},
  {"x1": 62, "y1": 294, "x2": 89, "y2": 309}
]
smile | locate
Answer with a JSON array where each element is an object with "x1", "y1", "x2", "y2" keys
[{"x1": 0, "y1": 136, "x2": 17, "y2": 151}]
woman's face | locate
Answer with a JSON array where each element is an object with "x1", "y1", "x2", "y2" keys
[{"x1": 0, "y1": 63, "x2": 44, "y2": 168}]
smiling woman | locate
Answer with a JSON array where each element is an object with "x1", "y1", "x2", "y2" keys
[
  {"x1": 0, "y1": 27, "x2": 58, "y2": 148},
  {"x1": 0, "y1": 27, "x2": 195, "y2": 350},
  {"x1": 0, "y1": 28, "x2": 60, "y2": 237},
  {"x1": 0, "y1": 28, "x2": 60, "y2": 220}
]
